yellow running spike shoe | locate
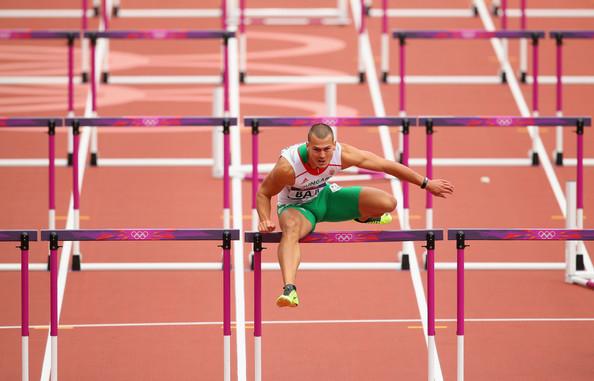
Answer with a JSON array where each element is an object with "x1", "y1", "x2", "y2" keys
[
  {"x1": 276, "y1": 286, "x2": 299, "y2": 308},
  {"x1": 354, "y1": 212, "x2": 393, "y2": 225}
]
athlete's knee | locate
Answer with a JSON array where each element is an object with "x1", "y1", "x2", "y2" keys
[
  {"x1": 280, "y1": 216, "x2": 302, "y2": 237},
  {"x1": 383, "y1": 195, "x2": 397, "y2": 212}
]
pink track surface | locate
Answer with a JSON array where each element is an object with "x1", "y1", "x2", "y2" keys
[{"x1": 1, "y1": 0, "x2": 593, "y2": 380}]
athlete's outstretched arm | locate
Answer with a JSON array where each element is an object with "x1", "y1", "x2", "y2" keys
[
  {"x1": 256, "y1": 157, "x2": 295, "y2": 231},
  {"x1": 341, "y1": 143, "x2": 454, "y2": 198}
]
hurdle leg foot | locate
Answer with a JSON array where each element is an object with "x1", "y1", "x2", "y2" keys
[
  {"x1": 90, "y1": 153, "x2": 98, "y2": 166},
  {"x1": 520, "y1": 71, "x2": 527, "y2": 84},
  {"x1": 93, "y1": 6, "x2": 100, "y2": 17},
  {"x1": 531, "y1": 151, "x2": 540, "y2": 166},
  {"x1": 359, "y1": 72, "x2": 366, "y2": 84},
  {"x1": 577, "y1": 254, "x2": 585, "y2": 271},
  {"x1": 249, "y1": 252, "x2": 254, "y2": 271},
  {"x1": 67, "y1": 153, "x2": 73, "y2": 167},
  {"x1": 102, "y1": 72, "x2": 109, "y2": 83},
  {"x1": 492, "y1": 5, "x2": 500, "y2": 16},
  {"x1": 72, "y1": 254, "x2": 82, "y2": 271},
  {"x1": 399, "y1": 252, "x2": 410, "y2": 271},
  {"x1": 500, "y1": 71, "x2": 507, "y2": 84},
  {"x1": 239, "y1": 72, "x2": 246, "y2": 84},
  {"x1": 81, "y1": 72, "x2": 88, "y2": 83},
  {"x1": 554, "y1": 151, "x2": 564, "y2": 166},
  {"x1": 472, "y1": 5, "x2": 479, "y2": 17},
  {"x1": 112, "y1": 6, "x2": 120, "y2": 17},
  {"x1": 381, "y1": 72, "x2": 388, "y2": 83},
  {"x1": 398, "y1": 151, "x2": 403, "y2": 164}
]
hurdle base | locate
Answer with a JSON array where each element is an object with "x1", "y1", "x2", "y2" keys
[
  {"x1": 399, "y1": 252, "x2": 410, "y2": 270},
  {"x1": 112, "y1": 6, "x2": 120, "y2": 17},
  {"x1": 472, "y1": 5, "x2": 479, "y2": 17},
  {"x1": 249, "y1": 251, "x2": 254, "y2": 271},
  {"x1": 239, "y1": 72, "x2": 246, "y2": 84},
  {"x1": 93, "y1": 6, "x2": 99, "y2": 17},
  {"x1": 90, "y1": 153, "x2": 98, "y2": 166},
  {"x1": 72, "y1": 254, "x2": 82, "y2": 271},
  {"x1": 381, "y1": 72, "x2": 388, "y2": 83},
  {"x1": 555, "y1": 151, "x2": 564, "y2": 166},
  {"x1": 364, "y1": 4, "x2": 372, "y2": 16},
  {"x1": 81, "y1": 72, "x2": 88, "y2": 83},
  {"x1": 102, "y1": 72, "x2": 109, "y2": 84},
  {"x1": 500, "y1": 71, "x2": 507, "y2": 84},
  {"x1": 520, "y1": 71, "x2": 528, "y2": 84},
  {"x1": 576, "y1": 254, "x2": 585, "y2": 271},
  {"x1": 358, "y1": 72, "x2": 366, "y2": 84},
  {"x1": 531, "y1": 151, "x2": 540, "y2": 166},
  {"x1": 492, "y1": 4, "x2": 500, "y2": 16},
  {"x1": 67, "y1": 153, "x2": 73, "y2": 167}
]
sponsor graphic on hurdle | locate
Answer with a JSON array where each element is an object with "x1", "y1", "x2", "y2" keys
[
  {"x1": 246, "y1": 229, "x2": 443, "y2": 381},
  {"x1": 40, "y1": 228, "x2": 239, "y2": 381}
]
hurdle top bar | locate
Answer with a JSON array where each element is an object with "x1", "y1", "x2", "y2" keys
[
  {"x1": 245, "y1": 230, "x2": 443, "y2": 243},
  {"x1": 65, "y1": 117, "x2": 237, "y2": 127},
  {"x1": 550, "y1": 31, "x2": 594, "y2": 39},
  {"x1": 0, "y1": 30, "x2": 80, "y2": 39},
  {"x1": 447, "y1": 229, "x2": 594, "y2": 241},
  {"x1": 41, "y1": 229, "x2": 240, "y2": 241},
  {"x1": 0, "y1": 230, "x2": 37, "y2": 242},
  {"x1": 393, "y1": 30, "x2": 545, "y2": 39},
  {"x1": 244, "y1": 117, "x2": 414, "y2": 127},
  {"x1": 84, "y1": 30, "x2": 235, "y2": 39},
  {"x1": 0, "y1": 118, "x2": 63, "y2": 127},
  {"x1": 417, "y1": 117, "x2": 591, "y2": 127}
]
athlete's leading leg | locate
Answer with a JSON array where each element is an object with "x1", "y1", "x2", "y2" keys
[{"x1": 357, "y1": 186, "x2": 396, "y2": 220}]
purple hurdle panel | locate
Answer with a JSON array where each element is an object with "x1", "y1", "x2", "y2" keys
[
  {"x1": 0, "y1": 231, "x2": 37, "y2": 381},
  {"x1": 246, "y1": 229, "x2": 442, "y2": 381},
  {"x1": 448, "y1": 228, "x2": 594, "y2": 381},
  {"x1": 0, "y1": 118, "x2": 63, "y2": 231},
  {"x1": 244, "y1": 117, "x2": 414, "y2": 232},
  {"x1": 392, "y1": 30, "x2": 545, "y2": 117},
  {"x1": 417, "y1": 117, "x2": 590, "y2": 229},
  {"x1": 41, "y1": 229, "x2": 238, "y2": 380},
  {"x1": 0, "y1": 30, "x2": 79, "y2": 118},
  {"x1": 65, "y1": 117, "x2": 236, "y2": 267},
  {"x1": 549, "y1": 31, "x2": 594, "y2": 165}
]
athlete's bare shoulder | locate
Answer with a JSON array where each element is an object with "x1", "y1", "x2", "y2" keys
[{"x1": 269, "y1": 156, "x2": 295, "y2": 187}]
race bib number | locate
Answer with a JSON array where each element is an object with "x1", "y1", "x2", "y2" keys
[{"x1": 329, "y1": 183, "x2": 342, "y2": 193}]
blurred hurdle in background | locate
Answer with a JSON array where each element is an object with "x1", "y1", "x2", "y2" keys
[
  {"x1": 246, "y1": 229, "x2": 443, "y2": 381},
  {"x1": 414, "y1": 117, "x2": 590, "y2": 229},
  {"x1": 550, "y1": 31, "x2": 594, "y2": 166},
  {"x1": 0, "y1": 230, "x2": 36, "y2": 381},
  {"x1": 82, "y1": 30, "x2": 235, "y2": 168},
  {"x1": 40, "y1": 228, "x2": 239, "y2": 381},
  {"x1": 64, "y1": 116, "x2": 237, "y2": 269},
  {"x1": 449, "y1": 228, "x2": 594, "y2": 381}
]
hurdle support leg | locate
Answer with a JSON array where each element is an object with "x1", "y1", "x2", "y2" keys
[
  {"x1": 253, "y1": 233, "x2": 263, "y2": 381},
  {"x1": 49, "y1": 232, "x2": 59, "y2": 381},
  {"x1": 221, "y1": 232, "x2": 232, "y2": 381},
  {"x1": 20, "y1": 233, "x2": 30, "y2": 381},
  {"x1": 554, "y1": 36, "x2": 564, "y2": 165},
  {"x1": 72, "y1": 121, "x2": 83, "y2": 271},
  {"x1": 425, "y1": 232, "x2": 436, "y2": 381},
  {"x1": 456, "y1": 231, "x2": 466, "y2": 381}
]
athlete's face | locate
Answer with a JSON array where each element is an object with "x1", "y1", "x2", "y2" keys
[{"x1": 307, "y1": 134, "x2": 335, "y2": 169}]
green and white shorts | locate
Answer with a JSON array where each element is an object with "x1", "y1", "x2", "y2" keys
[{"x1": 277, "y1": 183, "x2": 362, "y2": 232}]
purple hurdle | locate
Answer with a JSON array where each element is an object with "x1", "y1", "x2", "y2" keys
[
  {"x1": 64, "y1": 117, "x2": 237, "y2": 269},
  {"x1": 41, "y1": 228, "x2": 239, "y2": 380},
  {"x1": 246, "y1": 229, "x2": 442, "y2": 381},
  {"x1": 549, "y1": 31, "x2": 594, "y2": 166},
  {"x1": 0, "y1": 230, "x2": 37, "y2": 381},
  {"x1": 418, "y1": 117, "x2": 591, "y2": 229},
  {"x1": 449, "y1": 228, "x2": 594, "y2": 381}
]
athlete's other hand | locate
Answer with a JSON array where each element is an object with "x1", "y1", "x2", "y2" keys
[
  {"x1": 258, "y1": 219, "x2": 276, "y2": 232},
  {"x1": 426, "y1": 179, "x2": 454, "y2": 198}
]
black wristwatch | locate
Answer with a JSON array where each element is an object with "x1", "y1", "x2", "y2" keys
[{"x1": 420, "y1": 177, "x2": 429, "y2": 189}]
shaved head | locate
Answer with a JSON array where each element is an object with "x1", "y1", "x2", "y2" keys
[{"x1": 308, "y1": 123, "x2": 335, "y2": 142}]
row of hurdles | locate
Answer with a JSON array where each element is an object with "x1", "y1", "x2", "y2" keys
[{"x1": 2, "y1": 227, "x2": 593, "y2": 381}]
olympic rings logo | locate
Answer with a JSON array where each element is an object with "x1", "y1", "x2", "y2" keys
[
  {"x1": 496, "y1": 118, "x2": 513, "y2": 126},
  {"x1": 130, "y1": 230, "x2": 150, "y2": 240},
  {"x1": 141, "y1": 118, "x2": 159, "y2": 126},
  {"x1": 538, "y1": 230, "x2": 556, "y2": 240},
  {"x1": 335, "y1": 233, "x2": 353, "y2": 242}
]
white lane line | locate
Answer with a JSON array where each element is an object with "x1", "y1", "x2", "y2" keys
[
  {"x1": 3, "y1": 317, "x2": 593, "y2": 330},
  {"x1": 350, "y1": 1, "x2": 445, "y2": 380}
]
